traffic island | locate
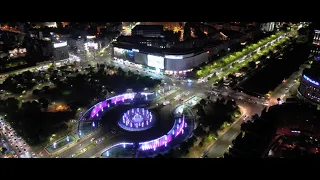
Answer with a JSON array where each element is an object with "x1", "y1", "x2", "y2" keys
[{"x1": 44, "y1": 135, "x2": 76, "y2": 154}]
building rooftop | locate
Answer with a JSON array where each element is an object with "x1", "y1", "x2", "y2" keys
[
  {"x1": 132, "y1": 25, "x2": 164, "y2": 31},
  {"x1": 112, "y1": 41, "x2": 206, "y2": 55}
]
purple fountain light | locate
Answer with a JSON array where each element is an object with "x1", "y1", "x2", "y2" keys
[
  {"x1": 90, "y1": 93, "x2": 136, "y2": 118},
  {"x1": 139, "y1": 116, "x2": 186, "y2": 151},
  {"x1": 118, "y1": 108, "x2": 156, "y2": 132}
]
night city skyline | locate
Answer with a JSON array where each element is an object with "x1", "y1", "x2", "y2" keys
[{"x1": 0, "y1": 22, "x2": 317, "y2": 159}]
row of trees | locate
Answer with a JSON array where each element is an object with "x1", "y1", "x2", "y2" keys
[
  {"x1": 204, "y1": 34, "x2": 294, "y2": 83},
  {"x1": 196, "y1": 29, "x2": 297, "y2": 78}
]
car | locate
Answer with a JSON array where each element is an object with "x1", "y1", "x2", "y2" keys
[
  {"x1": 71, "y1": 154, "x2": 76, "y2": 158},
  {"x1": 285, "y1": 88, "x2": 289, "y2": 90},
  {"x1": 90, "y1": 138, "x2": 95, "y2": 142}
]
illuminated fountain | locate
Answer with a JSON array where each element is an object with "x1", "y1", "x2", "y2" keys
[
  {"x1": 118, "y1": 108, "x2": 156, "y2": 132},
  {"x1": 139, "y1": 116, "x2": 186, "y2": 151}
]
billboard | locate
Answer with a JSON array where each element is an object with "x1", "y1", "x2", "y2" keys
[
  {"x1": 114, "y1": 47, "x2": 134, "y2": 62},
  {"x1": 147, "y1": 55, "x2": 164, "y2": 69}
]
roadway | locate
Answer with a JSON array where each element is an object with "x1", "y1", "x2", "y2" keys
[
  {"x1": 268, "y1": 64, "x2": 307, "y2": 105},
  {"x1": 53, "y1": 130, "x2": 111, "y2": 158},
  {"x1": 0, "y1": 118, "x2": 34, "y2": 158}
]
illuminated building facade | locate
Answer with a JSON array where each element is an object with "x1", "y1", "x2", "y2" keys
[
  {"x1": 298, "y1": 68, "x2": 320, "y2": 105},
  {"x1": 312, "y1": 30, "x2": 320, "y2": 46},
  {"x1": 260, "y1": 22, "x2": 280, "y2": 33},
  {"x1": 311, "y1": 29, "x2": 320, "y2": 57},
  {"x1": 111, "y1": 43, "x2": 209, "y2": 74}
]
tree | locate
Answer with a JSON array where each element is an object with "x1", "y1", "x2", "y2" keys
[
  {"x1": 251, "y1": 114, "x2": 260, "y2": 122},
  {"x1": 199, "y1": 141, "x2": 203, "y2": 147},
  {"x1": 194, "y1": 126, "x2": 206, "y2": 137},
  {"x1": 65, "y1": 120, "x2": 74, "y2": 132},
  {"x1": 248, "y1": 61, "x2": 256, "y2": 69},
  {"x1": 38, "y1": 98, "x2": 49, "y2": 109},
  {"x1": 32, "y1": 89, "x2": 40, "y2": 95},
  {"x1": 43, "y1": 86, "x2": 50, "y2": 92},
  {"x1": 226, "y1": 99, "x2": 236, "y2": 110},
  {"x1": 199, "y1": 99, "x2": 206, "y2": 107},
  {"x1": 5, "y1": 97, "x2": 19, "y2": 110}
]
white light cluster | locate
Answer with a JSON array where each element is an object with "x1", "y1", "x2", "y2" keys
[
  {"x1": 86, "y1": 35, "x2": 96, "y2": 39},
  {"x1": 53, "y1": 42, "x2": 67, "y2": 48},
  {"x1": 165, "y1": 55, "x2": 183, "y2": 59}
]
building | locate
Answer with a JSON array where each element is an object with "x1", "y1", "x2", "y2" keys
[
  {"x1": 52, "y1": 41, "x2": 69, "y2": 60},
  {"x1": 260, "y1": 22, "x2": 280, "y2": 33},
  {"x1": 131, "y1": 25, "x2": 164, "y2": 38},
  {"x1": 111, "y1": 42, "x2": 209, "y2": 75},
  {"x1": 310, "y1": 29, "x2": 320, "y2": 56},
  {"x1": 116, "y1": 35, "x2": 172, "y2": 48},
  {"x1": 140, "y1": 22, "x2": 184, "y2": 32},
  {"x1": 298, "y1": 65, "x2": 320, "y2": 105}
]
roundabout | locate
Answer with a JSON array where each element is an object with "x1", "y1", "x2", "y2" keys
[{"x1": 77, "y1": 91, "x2": 194, "y2": 158}]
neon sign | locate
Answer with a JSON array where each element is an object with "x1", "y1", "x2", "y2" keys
[{"x1": 303, "y1": 75, "x2": 319, "y2": 86}]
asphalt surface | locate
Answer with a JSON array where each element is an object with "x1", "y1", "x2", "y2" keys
[{"x1": 206, "y1": 118, "x2": 243, "y2": 158}]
